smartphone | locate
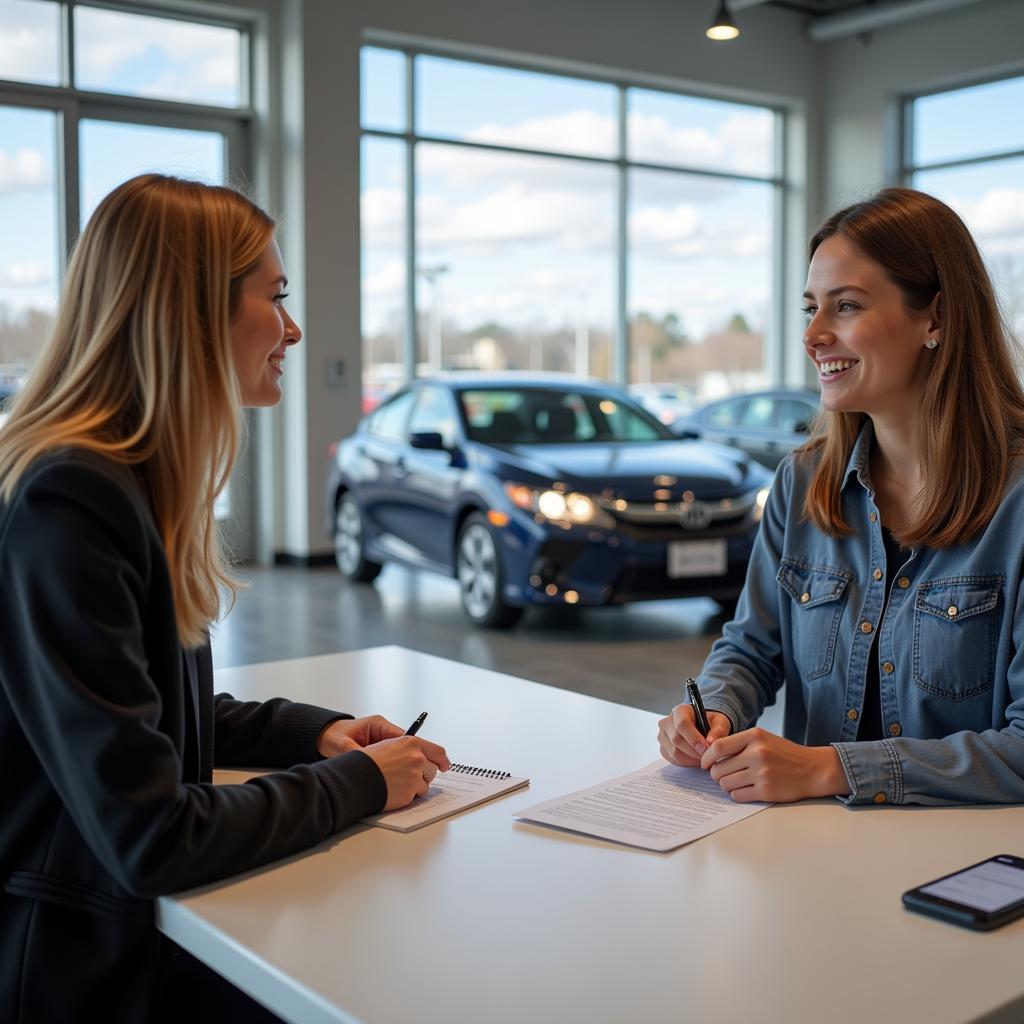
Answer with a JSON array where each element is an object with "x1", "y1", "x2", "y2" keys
[{"x1": 902, "y1": 854, "x2": 1024, "y2": 931}]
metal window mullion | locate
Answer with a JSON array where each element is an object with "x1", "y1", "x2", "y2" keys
[
  {"x1": 58, "y1": 98, "x2": 80, "y2": 261},
  {"x1": 361, "y1": 124, "x2": 779, "y2": 188},
  {"x1": 768, "y1": 110, "x2": 785, "y2": 387},
  {"x1": 63, "y1": 0, "x2": 75, "y2": 89},
  {"x1": 615, "y1": 85, "x2": 628, "y2": 385},
  {"x1": 403, "y1": 51, "x2": 417, "y2": 382}
]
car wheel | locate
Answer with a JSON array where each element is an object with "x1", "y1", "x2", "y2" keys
[
  {"x1": 334, "y1": 492, "x2": 383, "y2": 583},
  {"x1": 456, "y1": 513, "x2": 522, "y2": 628}
]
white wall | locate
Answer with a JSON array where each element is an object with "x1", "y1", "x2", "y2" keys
[{"x1": 819, "y1": 0, "x2": 1024, "y2": 215}]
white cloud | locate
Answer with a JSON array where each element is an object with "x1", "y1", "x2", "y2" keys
[
  {"x1": 364, "y1": 259, "x2": 405, "y2": 298},
  {"x1": 959, "y1": 187, "x2": 1024, "y2": 241},
  {"x1": 362, "y1": 187, "x2": 404, "y2": 237},
  {"x1": 0, "y1": 148, "x2": 51, "y2": 193},
  {"x1": 417, "y1": 183, "x2": 613, "y2": 252},
  {"x1": 630, "y1": 204, "x2": 700, "y2": 245},
  {"x1": 74, "y1": 11, "x2": 238, "y2": 100},
  {"x1": 0, "y1": 2, "x2": 57, "y2": 83},
  {"x1": 628, "y1": 110, "x2": 773, "y2": 176},
  {"x1": 0, "y1": 261, "x2": 49, "y2": 287},
  {"x1": 466, "y1": 109, "x2": 617, "y2": 158}
]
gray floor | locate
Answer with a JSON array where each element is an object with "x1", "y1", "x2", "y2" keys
[{"x1": 211, "y1": 562, "x2": 738, "y2": 716}]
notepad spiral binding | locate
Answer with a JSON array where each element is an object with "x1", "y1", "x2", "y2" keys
[{"x1": 450, "y1": 763, "x2": 512, "y2": 780}]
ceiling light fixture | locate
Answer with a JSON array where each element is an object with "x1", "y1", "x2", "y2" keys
[{"x1": 706, "y1": 0, "x2": 740, "y2": 40}]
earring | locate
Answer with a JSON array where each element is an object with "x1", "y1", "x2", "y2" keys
[{"x1": 925, "y1": 337, "x2": 939, "y2": 350}]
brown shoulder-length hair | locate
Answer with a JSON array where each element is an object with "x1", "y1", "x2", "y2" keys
[
  {"x1": 802, "y1": 186, "x2": 1024, "y2": 548},
  {"x1": 0, "y1": 174, "x2": 275, "y2": 646}
]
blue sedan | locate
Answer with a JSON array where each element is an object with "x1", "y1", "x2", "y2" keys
[{"x1": 325, "y1": 374, "x2": 773, "y2": 628}]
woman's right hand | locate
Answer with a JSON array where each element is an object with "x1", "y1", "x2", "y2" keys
[
  {"x1": 658, "y1": 704, "x2": 732, "y2": 767},
  {"x1": 361, "y1": 736, "x2": 451, "y2": 810}
]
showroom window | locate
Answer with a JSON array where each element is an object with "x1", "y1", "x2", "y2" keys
[
  {"x1": 360, "y1": 45, "x2": 781, "y2": 408},
  {"x1": 0, "y1": 0, "x2": 252, "y2": 516},
  {"x1": 906, "y1": 73, "x2": 1024, "y2": 340}
]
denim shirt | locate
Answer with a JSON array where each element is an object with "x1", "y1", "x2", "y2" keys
[{"x1": 699, "y1": 424, "x2": 1024, "y2": 806}]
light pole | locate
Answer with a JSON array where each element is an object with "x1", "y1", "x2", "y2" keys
[{"x1": 416, "y1": 263, "x2": 449, "y2": 372}]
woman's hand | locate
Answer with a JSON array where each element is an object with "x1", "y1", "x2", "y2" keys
[
  {"x1": 361, "y1": 736, "x2": 452, "y2": 810},
  {"x1": 316, "y1": 715, "x2": 405, "y2": 757},
  {"x1": 700, "y1": 728, "x2": 851, "y2": 802},
  {"x1": 658, "y1": 703, "x2": 732, "y2": 766}
]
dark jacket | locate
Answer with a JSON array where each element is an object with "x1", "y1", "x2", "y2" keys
[{"x1": 0, "y1": 449, "x2": 387, "y2": 1022}]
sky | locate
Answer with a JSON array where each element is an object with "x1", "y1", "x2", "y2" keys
[{"x1": 1, "y1": 7, "x2": 1023, "y2": 363}]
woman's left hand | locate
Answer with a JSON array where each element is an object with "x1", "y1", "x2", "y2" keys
[
  {"x1": 699, "y1": 727, "x2": 851, "y2": 803},
  {"x1": 316, "y1": 715, "x2": 405, "y2": 757}
]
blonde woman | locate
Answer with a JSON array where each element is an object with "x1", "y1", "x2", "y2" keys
[
  {"x1": 0, "y1": 175, "x2": 449, "y2": 1022},
  {"x1": 659, "y1": 188, "x2": 1024, "y2": 806}
]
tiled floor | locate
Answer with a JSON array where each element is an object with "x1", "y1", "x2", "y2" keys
[
  {"x1": 212, "y1": 563, "x2": 734, "y2": 711},
  {"x1": 211, "y1": 563, "x2": 786, "y2": 733}
]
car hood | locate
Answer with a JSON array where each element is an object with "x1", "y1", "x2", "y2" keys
[{"x1": 478, "y1": 439, "x2": 769, "y2": 500}]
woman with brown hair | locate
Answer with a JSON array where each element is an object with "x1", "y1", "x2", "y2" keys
[
  {"x1": 658, "y1": 187, "x2": 1024, "y2": 806},
  {"x1": 0, "y1": 174, "x2": 449, "y2": 1022}
]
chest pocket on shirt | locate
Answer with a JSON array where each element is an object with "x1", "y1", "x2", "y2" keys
[
  {"x1": 912, "y1": 576, "x2": 1002, "y2": 699},
  {"x1": 777, "y1": 559, "x2": 852, "y2": 680}
]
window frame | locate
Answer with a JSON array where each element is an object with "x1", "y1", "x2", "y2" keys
[
  {"x1": 359, "y1": 40, "x2": 786, "y2": 391},
  {"x1": 0, "y1": 0, "x2": 258, "y2": 547},
  {"x1": 901, "y1": 67, "x2": 1024, "y2": 184}
]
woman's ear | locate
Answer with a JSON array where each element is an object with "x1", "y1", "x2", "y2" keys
[{"x1": 929, "y1": 291, "x2": 942, "y2": 334}]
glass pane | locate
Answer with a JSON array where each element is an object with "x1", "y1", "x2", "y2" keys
[
  {"x1": 0, "y1": 0, "x2": 60, "y2": 85},
  {"x1": 362, "y1": 136, "x2": 406, "y2": 412},
  {"x1": 0, "y1": 104, "x2": 59, "y2": 403},
  {"x1": 79, "y1": 120, "x2": 225, "y2": 228},
  {"x1": 417, "y1": 56, "x2": 618, "y2": 159},
  {"x1": 629, "y1": 89, "x2": 774, "y2": 177},
  {"x1": 914, "y1": 157, "x2": 1024, "y2": 341},
  {"x1": 417, "y1": 142, "x2": 616, "y2": 378},
  {"x1": 361, "y1": 46, "x2": 405, "y2": 132},
  {"x1": 913, "y1": 76, "x2": 1024, "y2": 167},
  {"x1": 74, "y1": 6, "x2": 243, "y2": 107},
  {"x1": 629, "y1": 170, "x2": 773, "y2": 399}
]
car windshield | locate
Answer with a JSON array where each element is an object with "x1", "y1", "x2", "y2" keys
[{"x1": 459, "y1": 387, "x2": 675, "y2": 444}]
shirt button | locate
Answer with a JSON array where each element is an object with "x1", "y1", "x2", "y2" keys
[
  {"x1": 870, "y1": 512, "x2": 878, "y2": 523},
  {"x1": 873, "y1": 568, "x2": 883, "y2": 581},
  {"x1": 873, "y1": 792, "x2": 887, "y2": 804},
  {"x1": 889, "y1": 723, "x2": 902, "y2": 736},
  {"x1": 800, "y1": 592, "x2": 810, "y2": 604},
  {"x1": 860, "y1": 621, "x2": 873, "y2": 634},
  {"x1": 947, "y1": 605, "x2": 958, "y2": 617},
  {"x1": 882, "y1": 661, "x2": 895, "y2": 674},
  {"x1": 847, "y1": 708, "x2": 859, "y2": 721},
  {"x1": 897, "y1": 577, "x2": 910, "y2": 589}
]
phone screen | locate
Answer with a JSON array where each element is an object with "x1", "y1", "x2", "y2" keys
[{"x1": 920, "y1": 858, "x2": 1024, "y2": 913}]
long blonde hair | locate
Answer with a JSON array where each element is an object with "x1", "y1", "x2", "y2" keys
[
  {"x1": 801, "y1": 187, "x2": 1024, "y2": 548},
  {"x1": 0, "y1": 174, "x2": 275, "y2": 646}
]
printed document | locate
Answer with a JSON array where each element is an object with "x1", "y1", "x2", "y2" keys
[{"x1": 515, "y1": 760, "x2": 771, "y2": 852}]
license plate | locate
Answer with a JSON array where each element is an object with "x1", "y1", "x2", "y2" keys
[{"x1": 667, "y1": 539, "x2": 727, "y2": 578}]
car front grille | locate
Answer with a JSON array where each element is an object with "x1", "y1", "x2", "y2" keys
[{"x1": 597, "y1": 493, "x2": 755, "y2": 533}]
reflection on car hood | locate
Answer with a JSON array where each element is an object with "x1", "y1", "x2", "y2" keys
[{"x1": 482, "y1": 440, "x2": 766, "y2": 499}]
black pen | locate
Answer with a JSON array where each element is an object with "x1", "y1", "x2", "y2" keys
[
  {"x1": 405, "y1": 711, "x2": 428, "y2": 736},
  {"x1": 686, "y1": 678, "x2": 710, "y2": 739}
]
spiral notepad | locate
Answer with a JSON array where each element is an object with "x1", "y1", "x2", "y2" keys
[{"x1": 361, "y1": 762, "x2": 529, "y2": 833}]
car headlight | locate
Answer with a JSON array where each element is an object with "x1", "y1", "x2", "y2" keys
[
  {"x1": 752, "y1": 486, "x2": 771, "y2": 522},
  {"x1": 504, "y1": 482, "x2": 615, "y2": 529}
]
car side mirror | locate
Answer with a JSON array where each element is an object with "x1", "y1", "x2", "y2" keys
[
  {"x1": 793, "y1": 421, "x2": 810, "y2": 434},
  {"x1": 409, "y1": 430, "x2": 447, "y2": 451},
  {"x1": 678, "y1": 428, "x2": 700, "y2": 440}
]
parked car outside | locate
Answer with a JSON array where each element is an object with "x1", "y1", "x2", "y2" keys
[
  {"x1": 673, "y1": 387, "x2": 819, "y2": 470},
  {"x1": 325, "y1": 373, "x2": 773, "y2": 628},
  {"x1": 628, "y1": 382, "x2": 695, "y2": 431}
]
